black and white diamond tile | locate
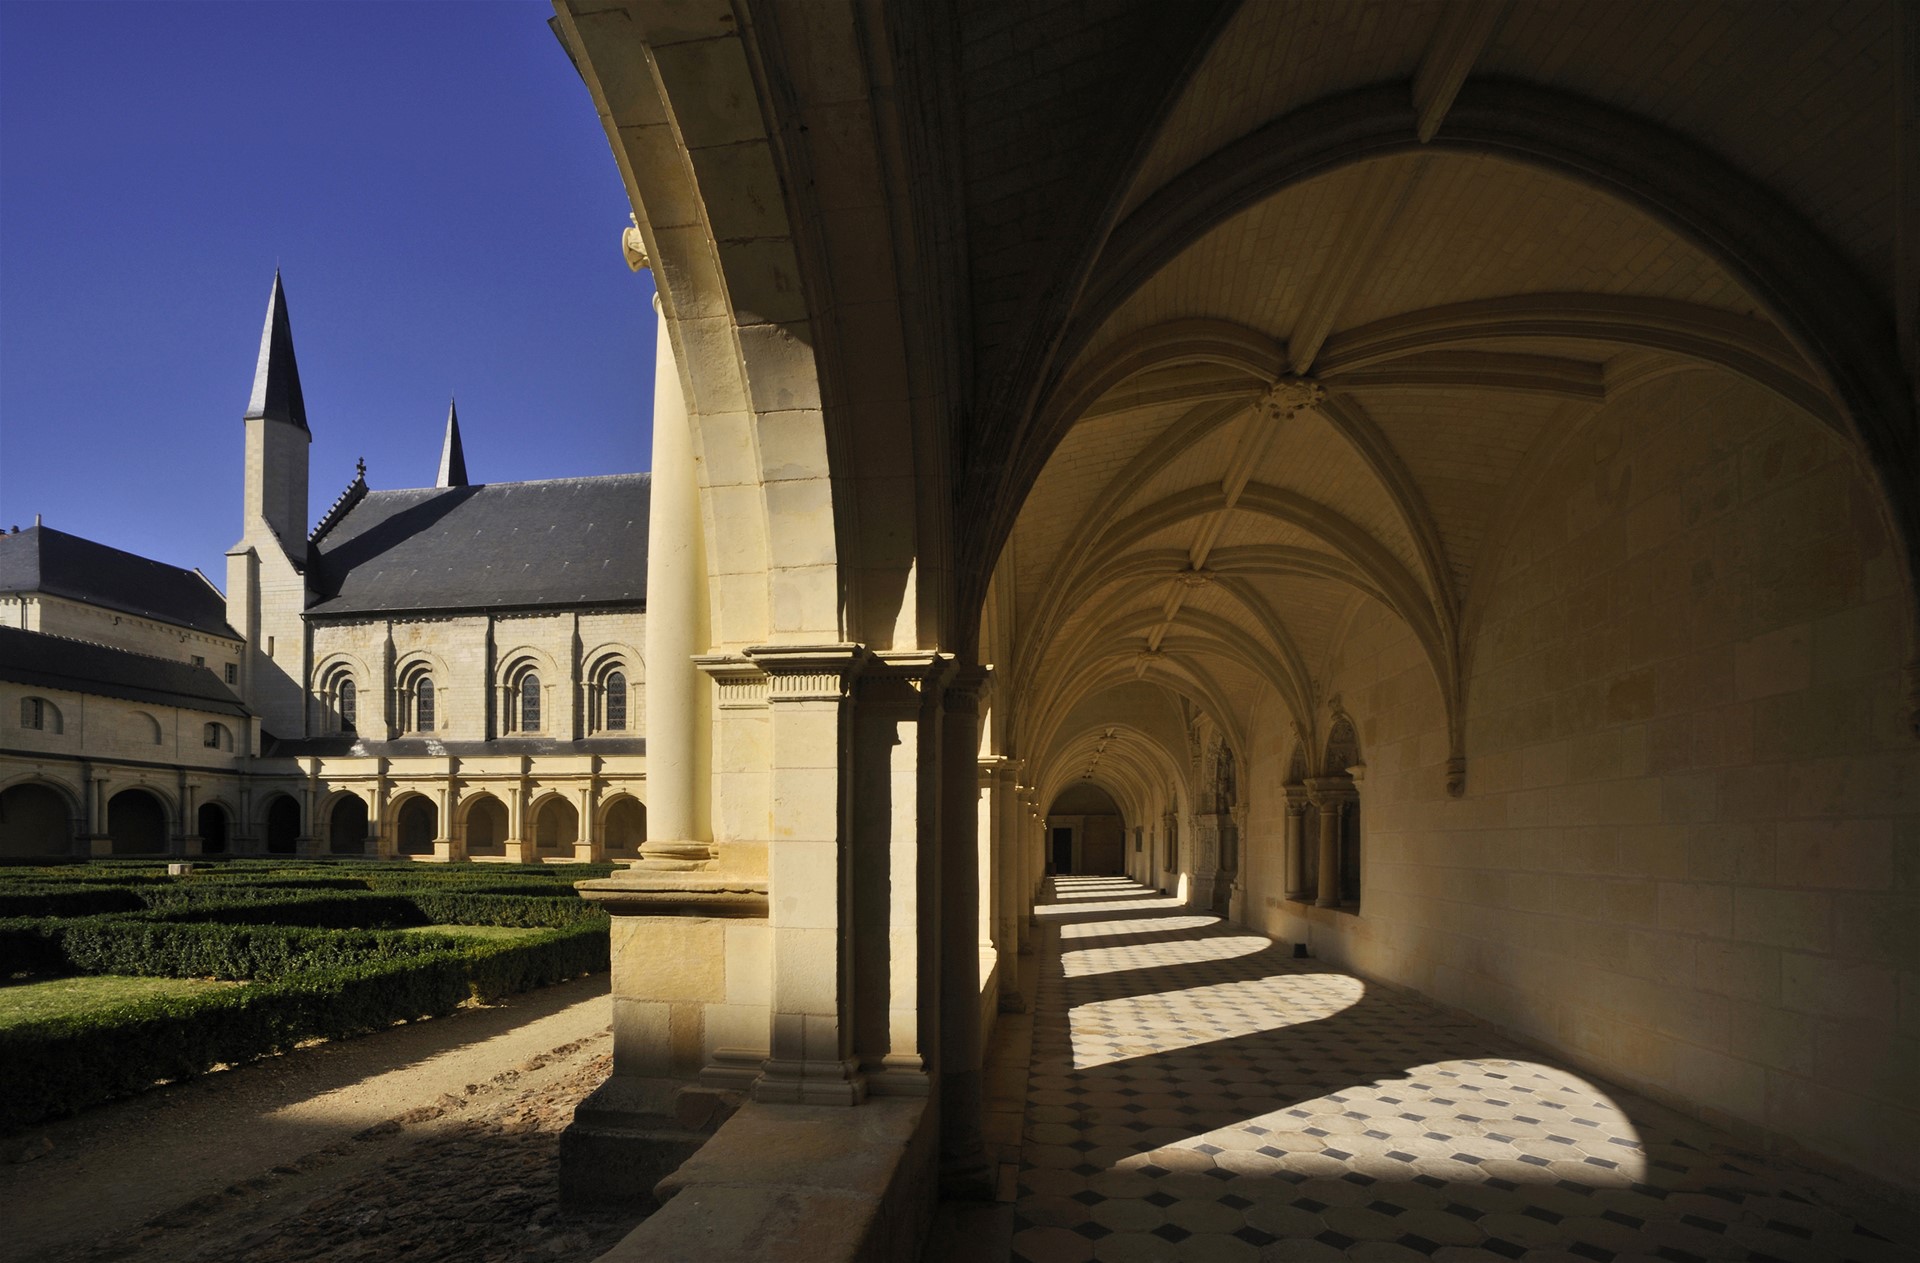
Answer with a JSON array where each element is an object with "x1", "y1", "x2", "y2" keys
[{"x1": 1003, "y1": 877, "x2": 1920, "y2": 1263}]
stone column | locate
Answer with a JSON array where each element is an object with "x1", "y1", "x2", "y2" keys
[
  {"x1": 638, "y1": 297, "x2": 711, "y2": 870},
  {"x1": 1306, "y1": 777, "x2": 1353, "y2": 908},
  {"x1": 750, "y1": 644, "x2": 867, "y2": 1105},
  {"x1": 939, "y1": 666, "x2": 993, "y2": 1196},
  {"x1": 992, "y1": 759, "x2": 1027, "y2": 1006},
  {"x1": 1283, "y1": 785, "x2": 1309, "y2": 898}
]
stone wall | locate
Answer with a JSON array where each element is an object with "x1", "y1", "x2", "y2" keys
[{"x1": 1238, "y1": 368, "x2": 1920, "y2": 1187}]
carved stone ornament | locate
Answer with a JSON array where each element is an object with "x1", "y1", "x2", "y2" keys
[
  {"x1": 621, "y1": 213, "x2": 649, "y2": 272},
  {"x1": 1257, "y1": 375, "x2": 1327, "y2": 421},
  {"x1": 1445, "y1": 755, "x2": 1467, "y2": 798},
  {"x1": 1176, "y1": 567, "x2": 1217, "y2": 588}
]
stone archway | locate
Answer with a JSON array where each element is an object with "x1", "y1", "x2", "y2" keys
[
  {"x1": 395, "y1": 796, "x2": 437, "y2": 856},
  {"x1": 107, "y1": 788, "x2": 170, "y2": 855},
  {"x1": 327, "y1": 795, "x2": 369, "y2": 856},
  {"x1": 0, "y1": 782, "x2": 74, "y2": 857},
  {"x1": 532, "y1": 797, "x2": 578, "y2": 858},
  {"x1": 602, "y1": 796, "x2": 645, "y2": 857},
  {"x1": 463, "y1": 795, "x2": 508, "y2": 858},
  {"x1": 263, "y1": 794, "x2": 301, "y2": 855},
  {"x1": 197, "y1": 802, "x2": 229, "y2": 855}
]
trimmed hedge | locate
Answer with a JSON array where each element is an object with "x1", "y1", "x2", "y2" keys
[
  {"x1": 0, "y1": 922, "x2": 608, "y2": 1130},
  {"x1": 0, "y1": 859, "x2": 614, "y2": 1130}
]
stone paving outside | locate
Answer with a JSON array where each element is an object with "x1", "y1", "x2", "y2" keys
[{"x1": 1005, "y1": 876, "x2": 1920, "y2": 1263}]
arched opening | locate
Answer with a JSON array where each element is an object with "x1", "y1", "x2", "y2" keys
[
  {"x1": 604, "y1": 796, "x2": 645, "y2": 855},
  {"x1": 328, "y1": 795, "x2": 369, "y2": 855},
  {"x1": 197, "y1": 802, "x2": 229, "y2": 854},
  {"x1": 533, "y1": 796, "x2": 578, "y2": 857},
  {"x1": 107, "y1": 788, "x2": 169, "y2": 855},
  {"x1": 263, "y1": 794, "x2": 301, "y2": 854},
  {"x1": 1044, "y1": 782, "x2": 1126, "y2": 876},
  {"x1": 0, "y1": 783, "x2": 74, "y2": 857},
  {"x1": 395, "y1": 796, "x2": 437, "y2": 856},
  {"x1": 464, "y1": 795, "x2": 508, "y2": 858}
]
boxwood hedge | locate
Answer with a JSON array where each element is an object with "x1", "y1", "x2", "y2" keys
[{"x1": 0, "y1": 862, "x2": 612, "y2": 1130}]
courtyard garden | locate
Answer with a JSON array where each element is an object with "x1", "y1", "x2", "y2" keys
[{"x1": 0, "y1": 859, "x2": 615, "y2": 1130}]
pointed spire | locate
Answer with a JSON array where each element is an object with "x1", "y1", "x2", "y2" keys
[
  {"x1": 244, "y1": 270, "x2": 309, "y2": 432},
  {"x1": 436, "y1": 397, "x2": 469, "y2": 488}
]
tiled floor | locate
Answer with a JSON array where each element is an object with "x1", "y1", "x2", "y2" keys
[{"x1": 1001, "y1": 876, "x2": 1918, "y2": 1263}]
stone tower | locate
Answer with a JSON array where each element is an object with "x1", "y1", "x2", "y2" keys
[{"x1": 226, "y1": 272, "x2": 314, "y2": 739}]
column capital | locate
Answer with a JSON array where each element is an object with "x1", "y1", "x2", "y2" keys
[
  {"x1": 942, "y1": 662, "x2": 992, "y2": 715},
  {"x1": 1282, "y1": 782, "x2": 1311, "y2": 813},
  {"x1": 1304, "y1": 775, "x2": 1357, "y2": 807}
]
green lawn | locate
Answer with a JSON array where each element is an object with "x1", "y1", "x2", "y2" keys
[
  {"x1": 399, "y1": 924, "x2": 544, "y2": 942},
  {"x1": 0, "y1": 975, "x2": 241, "y2": 1030}
]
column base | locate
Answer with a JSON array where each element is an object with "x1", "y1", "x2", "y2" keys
[
  {"x1": 753, "y1": 1058, "x2": 868, "y2": 1105},
  {"x1": 630, "y1": 839, "x2": 714, "y2": 871}
]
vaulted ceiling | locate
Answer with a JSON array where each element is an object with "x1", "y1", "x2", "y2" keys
[{"x1": 980, "y1": 0, "x2": 1911, "y2": 812}]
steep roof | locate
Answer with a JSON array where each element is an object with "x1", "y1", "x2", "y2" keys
[
  {"x1": 244, "y1": 271, "x2": 309, "y2": 433},
  {"x1": 437, "y1": 400, "x2": 469, "y2": 488},
  {"x1": 0, "y1": 526, "x2": 240, "y2": 640},
  {"x1": 307, "y1": 473, "x2": 650, "y2": 616},
  {"x1": 0, "y1": 626, "x2": 248, "y2": 717}
]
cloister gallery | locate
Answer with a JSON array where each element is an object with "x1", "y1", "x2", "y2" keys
[{"x1": 548, "y1": 2, "x2": 1919, "y2": 1254}]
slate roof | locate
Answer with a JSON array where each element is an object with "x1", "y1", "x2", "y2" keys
[
  {"x1": 0, "y1": 626, "x2": 248, "y2": 717},
  {"x1": 307, "y1": 473, "x2": 650, "y2": 616},
  {"x1": 245, "y1": 271, "x2": 309, "y2": 432},
  {"x1": 0, "y1": 526, "x2": 240, "y2": 639}
]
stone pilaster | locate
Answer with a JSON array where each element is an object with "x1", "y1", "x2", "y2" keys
[
  {"x1": 747, "y1": 643, "x2": 868, "y2": 1106},
  {"x1": 938, "y1": 664, "x2": 993, "y2": 1197}
]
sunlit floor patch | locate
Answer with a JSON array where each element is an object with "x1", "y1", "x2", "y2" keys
[{"x1": 1008, "y1": 876, "x2": 1920, "y2": 1263}]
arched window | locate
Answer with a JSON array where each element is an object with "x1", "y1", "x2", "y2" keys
[
  {"x1": 604, "y1": 671, "x2": 627, "y2": 731},
  {"x1": 339, "y1": 677, "x2": 357, "y2": 734},
  {"x1": 320, "y1": 667, "x2": 359, "y2": 736},
  {"x1": 202, "y1": 722, "x2": 232, "y2": 751},
  {"x1": 19, "y1": 697, "x2": 61, "y2": 733},
  {"x1": 518, "y1": 672, "x2": 541, "y2": 732},
  {"x1": 399, "y1": 663, "x2": 436, "y2": 734}
]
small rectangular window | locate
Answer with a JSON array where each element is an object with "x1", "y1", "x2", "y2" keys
[
  {"x1": 224, "y1": 663, "x2": 238, "y2": 685},
  {"x1": 191, "y1": 655, "x2": 205, "y2": 667}
]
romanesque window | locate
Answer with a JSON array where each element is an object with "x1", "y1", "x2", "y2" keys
[
  {"x1": 399, "y1": 663, "x2": 436, "y2": 733},
  {"x1": 604, "y1": 671, "x2": 627, "y2": 730},
  {"x1": 320, "y1": 668, "x2": 358, "y2": 735},
  {"x1": 20, "y1": 697, "x2": 61, "y2": 733},
  {"x1": 517, "y1": 672, "x2": 541, "y2": 732}
]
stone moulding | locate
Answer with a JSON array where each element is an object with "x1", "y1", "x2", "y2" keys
[{"x1": 575, "y1": 872, "x2": 769, "y2": 918}]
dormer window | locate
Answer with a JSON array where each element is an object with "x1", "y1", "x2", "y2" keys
[{"x1": 20, "y1": 697, "x2": 61, "y2": 733}]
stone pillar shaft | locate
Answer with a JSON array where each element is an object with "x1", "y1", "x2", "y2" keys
[
  {"x1": 640, "y1": 301, "x2": 709, "y2": 867},
  {"x1": 939, "y1": 668, "x2": 992, "y2": 1193},
  {"x1": 1283, "y1": 789, "x2": 1308, "y2": 897}
]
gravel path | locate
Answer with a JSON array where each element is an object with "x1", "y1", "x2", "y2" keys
[{"x1": 0, "y1": 974, "x2": 645, "y2": 1263}]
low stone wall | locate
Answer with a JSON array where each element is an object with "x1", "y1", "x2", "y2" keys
[{"x1": 593, "y1": 1097, "x2": 934, "y2": 1263}]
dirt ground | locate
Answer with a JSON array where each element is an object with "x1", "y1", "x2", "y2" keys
[{"x1": 0, "y1": 974, "x2": 646, "y2": 1263}]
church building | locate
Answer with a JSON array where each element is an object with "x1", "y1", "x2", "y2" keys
[{"x1": 0, "y1": 275, "x2": 651, "y2": 862}]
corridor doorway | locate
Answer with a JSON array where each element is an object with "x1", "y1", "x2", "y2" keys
[{"x1": 1044, "y1": 782, "x2": 1125, "y2": 875}]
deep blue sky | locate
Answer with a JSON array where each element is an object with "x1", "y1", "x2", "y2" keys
[{"x1": 0, "y1": 0, "x2": 657, "y2": 587}]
